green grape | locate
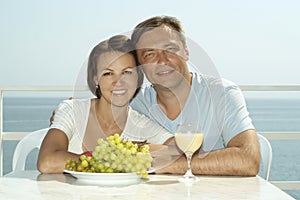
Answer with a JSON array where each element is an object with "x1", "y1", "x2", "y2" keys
[
  {"x1": 103, "y1": 154, "x2": 109, "y2": 161},
  {"x1": 104, "y1": 162, "x2": 110, "y2": 168},
  {"x1": 106, "y1": 168, "x2": 114, "y2": 173},
  {"x1": 81, "y1": 160, "x2": 89, "y2": 168},
  {"x1": 65, "y1": 134, "x2": 152, "y2": 178},
  {"x1": 141, "y1": 171, "x2": 148, "y2": 178}
]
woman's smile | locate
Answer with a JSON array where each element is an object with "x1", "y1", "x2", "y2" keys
[{"x1": 112, "y1": 89, "x2": 127, "y2": 96}]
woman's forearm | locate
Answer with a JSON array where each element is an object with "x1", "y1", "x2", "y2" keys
[{"x1": 38, "y1": 150, "x2": 80, "y2": 174}]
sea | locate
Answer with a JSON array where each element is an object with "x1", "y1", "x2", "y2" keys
[{"x1": 2, "y1": 94, "x2": 300, "y2": 199}]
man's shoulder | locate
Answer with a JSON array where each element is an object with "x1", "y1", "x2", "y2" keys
[
  {"x1": 194, "y1": 73, "x2": 239, "y2": 91},
  {"x1": 129, "y1": 88, "x2": 153, "y2": 115},
  {"x1": 131, "y1": 86, "x2": 155, "y2": 103}
]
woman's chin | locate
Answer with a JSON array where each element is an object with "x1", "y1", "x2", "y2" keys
[{"x1": 110, "y1": 101, "x2": 130, "y2": 108}]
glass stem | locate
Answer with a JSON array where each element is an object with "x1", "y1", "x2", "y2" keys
[{"x1": 185, "y1": 153, "x2": 194, "y2": 177}]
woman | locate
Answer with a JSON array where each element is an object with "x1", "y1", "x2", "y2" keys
[{"x1": 37, "y1": 35, "x2": 173, "y2": 174}]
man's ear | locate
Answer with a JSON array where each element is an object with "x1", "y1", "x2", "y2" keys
[{"x1": 184, "y1": 46, "x2": 189, "y2": 61}]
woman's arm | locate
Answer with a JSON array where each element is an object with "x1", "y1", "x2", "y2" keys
[{"x1": 37, "y1": 128, "x2": 80, "y2": 174}]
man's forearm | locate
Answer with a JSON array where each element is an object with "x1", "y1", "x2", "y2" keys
[{"x1": 155, "y1": 144, "x2": 259, "y2": 176}]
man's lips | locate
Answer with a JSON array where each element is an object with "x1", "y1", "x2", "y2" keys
[{"x1": 156, "y1": 69, "x2": 175, "y2": 76}]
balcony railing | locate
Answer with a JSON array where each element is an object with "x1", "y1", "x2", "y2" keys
[{"x1": 1, "y1": 85, "x2": 300, "y2": 191}]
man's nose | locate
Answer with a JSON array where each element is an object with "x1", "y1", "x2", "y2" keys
[{"x1": 157, "y1": 50, "x2": 170, "y2": 65}]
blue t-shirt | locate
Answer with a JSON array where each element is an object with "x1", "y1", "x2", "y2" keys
[{"x1": 130, "y1": 72, "x2": 254, "y2": 151}]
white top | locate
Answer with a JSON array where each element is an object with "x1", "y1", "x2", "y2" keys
[
  {"x1": 51, "y1": 99, "x2": 173, "y2": 154},
  {"x1": 130, "y1": 72, "x2": 255, "y2": 151}
]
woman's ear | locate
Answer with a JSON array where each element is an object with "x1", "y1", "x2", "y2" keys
[{"x1": 93, "y1": 76, "x2": 98, "y2": 86}]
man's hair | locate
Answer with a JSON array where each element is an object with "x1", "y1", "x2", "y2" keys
[
  {"x1": 131, "y1": 15, "x2": 186, "y2": 47},
  {"x1": 87, "y1": 35, "x2": 144, "y2": 99}
]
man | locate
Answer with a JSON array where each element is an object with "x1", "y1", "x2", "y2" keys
[{"x1": 129, "y1": 16, "x2": 260, "y2": 176}]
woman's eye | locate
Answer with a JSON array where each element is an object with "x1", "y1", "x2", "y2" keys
[
  {"x1": 103, "y1": 72, "x2": 113, "y2": 76},
  {"x1": 123, "y1": 70, "x2": 133, "y2": 75}
]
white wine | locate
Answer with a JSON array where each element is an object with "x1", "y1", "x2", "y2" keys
[
  {"x1": 175, "y1": 124, "x2": 203, "y2": 182},
  {"x1": 175, "y1": 133, "x2": 203, "y2": 155}
]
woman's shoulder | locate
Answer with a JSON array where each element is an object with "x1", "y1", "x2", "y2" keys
[
  {"x1": 56, "y1": 98, "x2": 91, "y2": 113},
  {"x1": 128, "y1": 107, "x2": 148, "y2": 121}
]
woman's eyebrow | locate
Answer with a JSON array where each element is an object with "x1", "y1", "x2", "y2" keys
[
  {"x1": 122, "y1": 66, "x2": 135, "y2": 71},
  {"x1": 102, "y1": 68, "x2": 113, "y2": 71}
]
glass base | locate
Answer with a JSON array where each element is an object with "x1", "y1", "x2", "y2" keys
[{"x1": 178, "y1": 174, "x2": 199, "y2": 183}]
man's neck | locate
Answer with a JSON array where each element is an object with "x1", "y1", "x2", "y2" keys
[{"x1": 155, "y1": 73, "x2": 192, "y2": 120}]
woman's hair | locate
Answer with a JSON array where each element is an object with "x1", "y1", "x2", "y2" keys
[
  {"x1": 87, "y1": 35, "x2": 143, "y2": 99},
  {"x1": 131, "y1": 15, "x2": 186, "y2": 48}
]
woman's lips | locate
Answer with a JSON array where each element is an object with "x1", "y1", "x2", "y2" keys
[{"x1": 112, "y1": 89, "x2": 126, "y2": 95}]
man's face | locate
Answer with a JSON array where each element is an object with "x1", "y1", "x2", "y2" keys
[{"x1": 135, "y1": 26, "x2": 190, "y2": 90}]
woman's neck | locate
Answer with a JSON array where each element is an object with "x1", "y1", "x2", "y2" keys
[{"x1": 94, "y1": 98, "x2": 128, "y2": 134}]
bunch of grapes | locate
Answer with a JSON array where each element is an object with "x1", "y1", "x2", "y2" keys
[{"x1": 65, "y1": 133, "x2": 153, "y2": 178}]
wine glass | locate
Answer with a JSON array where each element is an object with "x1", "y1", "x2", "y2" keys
[{"x1": 175, "y1": 123, "x2": 203, "y2": 182}]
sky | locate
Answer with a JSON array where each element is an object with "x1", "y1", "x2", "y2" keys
[{"x1": 1, "y1": 0, "x2": 300, "y2": 87}]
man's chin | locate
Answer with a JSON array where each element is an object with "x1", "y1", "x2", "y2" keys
[{"x1": 153, "y1": 82, "x2": 179, "y2": 91}]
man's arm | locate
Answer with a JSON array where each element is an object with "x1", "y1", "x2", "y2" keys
[
  {"x1": 155, "y1": 129, "x2": 260, "y2": 176},
  {"x1": 37, "y1": 128, "x2": 80, "y2": 174},
  {"x1": 49, "y1": 97, "x2": 73, "y2": 126}
]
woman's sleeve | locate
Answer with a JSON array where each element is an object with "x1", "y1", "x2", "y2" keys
[{"x1": 50, "y1": 100, "x2": 75, "y2": 141}]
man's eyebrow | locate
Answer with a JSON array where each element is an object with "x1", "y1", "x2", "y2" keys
[
  {"x1": 139, "y1": 43, "x2": 179, "y2": 54},
  {"x1": 164, "y1": 42, "x2": 179, "y2": 47},
  {"x1": 140, "y1": 48, "x2": 154, "y2": 54}
]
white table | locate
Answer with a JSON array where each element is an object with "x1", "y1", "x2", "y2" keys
[{"x1": 1, "y1": 171, "x2": 295, "y2": 200}]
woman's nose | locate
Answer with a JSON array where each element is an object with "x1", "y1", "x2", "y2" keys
[{"x1": 113, "y1": 75, "x2": 125, "y2": 86}]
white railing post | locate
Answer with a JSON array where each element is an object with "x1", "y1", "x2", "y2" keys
[{"x1": 0, "y1": 88, "x2": 3, "y2": 176}]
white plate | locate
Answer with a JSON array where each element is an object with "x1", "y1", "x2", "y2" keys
[
  {"x1": 147, "y1": 168, "x2": 156, "y2": 174},
  {"x1": 64, "y1": 169, "x2": 141, "y2": 186}
]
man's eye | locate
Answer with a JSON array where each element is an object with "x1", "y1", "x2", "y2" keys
[
  {"x1": 166, "y1": 46, "x2": 179, "y2": 52},
  {"x1": 144, "y1": 52, "x2": 154, "y2": 59}
]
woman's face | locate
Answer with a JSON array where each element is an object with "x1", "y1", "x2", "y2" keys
[{"x1": 95, "y1": 52, "x2": 138, "y2": 107}]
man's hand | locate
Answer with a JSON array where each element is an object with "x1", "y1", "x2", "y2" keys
[
  {"x1": 49, "y1": 97, "x2": 73, "y2": 126},
  {"x1": 49, "y1": 110, "x2": 56, "y2": 126}
]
